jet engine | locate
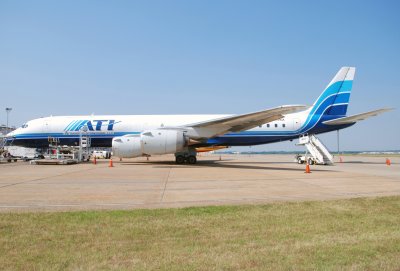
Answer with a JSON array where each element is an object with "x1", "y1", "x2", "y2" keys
[{"x1": 112, "y1": 130, "x2": 186, "y2": 158}]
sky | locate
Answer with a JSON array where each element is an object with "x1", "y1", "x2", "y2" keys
[{"x1": 0, "y1": 0, "x2": 399, "y2": 151}]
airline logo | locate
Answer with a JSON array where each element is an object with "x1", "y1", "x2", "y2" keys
[{"x1": 64, "y1": 120, "x2": 119, "y2": 132}]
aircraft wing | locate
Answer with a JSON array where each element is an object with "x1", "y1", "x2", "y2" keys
[
  {"x1": 322, "y1": 108, "x2": 394, "y2": 126},
  {"x1": 187, "y1": 105, "x2": 307, "y2": 135}
]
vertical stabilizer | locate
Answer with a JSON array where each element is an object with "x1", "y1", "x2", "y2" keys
[{"x1": 311, "y1": 67, "x2": 355, "y2": 116}]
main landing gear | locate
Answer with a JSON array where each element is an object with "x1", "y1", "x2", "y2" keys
[{"x1": 175, "y1": 151, "x2": 197, "y2": 164}]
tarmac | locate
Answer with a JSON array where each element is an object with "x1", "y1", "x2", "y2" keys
[{"x1": 0, "y1": 154, "x2": 399, "y2": 212}]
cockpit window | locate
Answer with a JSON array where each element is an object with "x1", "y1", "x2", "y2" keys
[{"x1": 21, "y1": 123, "x2": 28, "y2": 128}]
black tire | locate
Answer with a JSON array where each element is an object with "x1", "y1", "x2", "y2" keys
[
  {"x1": 297, "y1": 157, "x2": 303, "y2": 164},
  {"x1": 175, "y1": 155, "x2": 185, "y2": 164},
  {"x1": 187, "y1": 156, "x2": 197, "y2": 164},
  {"x1": 308, "y1": 158, "x2": 314, "y2": 165}
]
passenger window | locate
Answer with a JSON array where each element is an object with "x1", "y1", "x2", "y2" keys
[
  {"x1": 267, "y1": 124, "x2": 270, "y2": 128},
  {"x1": 283, "y1": 124, "x2": 286, "y2": 128},
  {"x1": 274, "y1": 124, "x2": 278, "y2": 128}
]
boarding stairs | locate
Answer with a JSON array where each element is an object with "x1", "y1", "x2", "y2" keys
[{"x1": 297, "y1": 134, "x2": 334, "y2": 165}]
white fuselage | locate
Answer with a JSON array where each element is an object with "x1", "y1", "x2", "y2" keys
[{"x1": 9, "y1": 111, "x2": 308, "y2": 138}]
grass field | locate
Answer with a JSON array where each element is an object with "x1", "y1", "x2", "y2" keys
[{"x1": 1, "y1": 196, "x2": 400, "y2": 270}]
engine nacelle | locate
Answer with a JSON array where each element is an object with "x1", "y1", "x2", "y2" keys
[
  {"x1": 111, "y1": 134, "x2": 142, "y2": 158},
  {"x1": 112, "y1": 130, "x2": 186, "y2": 158}
]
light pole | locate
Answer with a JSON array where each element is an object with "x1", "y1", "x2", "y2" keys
[
  {"x1": 5, "y1": 108, "x2": 12, "y2": 129},
  {"x1": 337, "y1": 129, "x2": 340, "y2": 154}
]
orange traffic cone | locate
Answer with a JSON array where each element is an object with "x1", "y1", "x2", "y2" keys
[
  {"x1": 93, "y1": 157, "x2": 97, "y2": 165},
  {"x1": 305, "y1": 163, "x2": 311, "y2": 173},
  {"x1": 386, "y1": 158, "x2": 391, "y2": 166},
  {"x1": 109, "y1": 159, "x2": 113, "y2": 167}
]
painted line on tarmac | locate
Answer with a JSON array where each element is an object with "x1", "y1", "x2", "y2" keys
[
  {"x1": 0, "y1": 165, "x2": 109, "y2": 189},
  {"x1": 160, "y1": 167, "x2": 172, "y2": 203}
]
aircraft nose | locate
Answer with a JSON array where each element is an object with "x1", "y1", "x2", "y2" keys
[{"x1": 6, "y1": 129, "x2": 17, "y2": 137}]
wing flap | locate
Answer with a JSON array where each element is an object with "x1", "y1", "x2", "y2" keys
[{"x1": 323, "y1": 108, "x2": 394, "y2": 125}]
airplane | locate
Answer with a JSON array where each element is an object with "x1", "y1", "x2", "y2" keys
[{"x1": 5, "y1": 67, "x2": 392, "y2": 164}]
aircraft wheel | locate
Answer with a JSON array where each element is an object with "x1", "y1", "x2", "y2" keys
[
  {"x1": 297, "y1": 157, "x2": 303, "y2": 164},
  {"x1": 175, "y1": 155, "x2": 185, "y2": 164},
  {"x1": 187, "y1": 155, "x2": 197, "y2": 164}
]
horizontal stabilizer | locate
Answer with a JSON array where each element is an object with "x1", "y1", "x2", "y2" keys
[{"x1": 323, "y1": 108, "x2": 394, "y2": 125}]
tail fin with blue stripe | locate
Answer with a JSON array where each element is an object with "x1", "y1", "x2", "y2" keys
[{"x1": 311, "y1": 67, "x2": 355, "y2": 117}]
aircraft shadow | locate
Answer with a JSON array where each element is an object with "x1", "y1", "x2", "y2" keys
[
  {"x1": 119, "y1": 160, "x2": 336, "y2": 172},
  {"x1": 342, "y1": 161, "x2": 393, "y2": 165}
]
